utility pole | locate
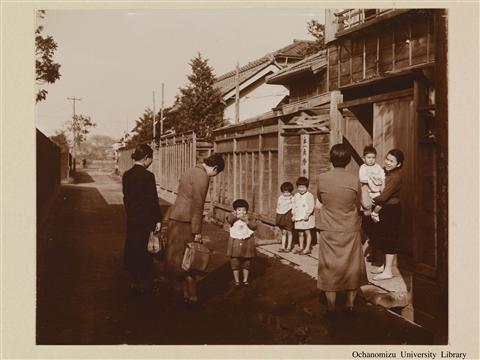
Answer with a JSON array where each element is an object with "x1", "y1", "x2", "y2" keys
[
  {"x1": 234, "y1": 62, "x2": 240, "y2": 124},
  {"x1": 160, "y1": 83, "x2": 165, "y2": 136},
  {"x1": 152, "y1": 90, "x2": 156, "y2": 141},
  {"x1": 67, "y1": 96, "x2": 82, "y2": 171}
]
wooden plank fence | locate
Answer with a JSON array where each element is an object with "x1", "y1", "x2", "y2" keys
[{"x1": 116, "y1": 132, "x2": 213, "y2": 205}]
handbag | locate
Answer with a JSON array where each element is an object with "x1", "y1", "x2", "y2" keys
[
  {"x1": 181, "y1": 241, "x2": 210, "y2": 272},
  {"x1": 147, "y1": 231, "x2": 161, "y2": 254}
]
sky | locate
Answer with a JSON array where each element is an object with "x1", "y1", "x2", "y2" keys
[{"x1": 35, "y1": 9, "x2": 323, "y2": 140}]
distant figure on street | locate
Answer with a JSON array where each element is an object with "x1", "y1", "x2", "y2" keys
[
  {"x1": 276, "y1": 181, "x2": 294, "y2": 253},
  {"x1": 226, "y1": 199, "x2": 257, "y2": 287},
  {"x1": 291, "y1": 177, "x2": 315, "y2": 255},
  {"x1": 370, "y1": 149, "x2": 404, "y2": 281},
  {"x1": 82, "y1": 158, "x2": 87, "y2": 168},
  {"x1": 122, "y1": 144, "x2": 162, "y2": 294},
  {"x1": 165, "y1": 153, "x2": 224, "y2": 308},
  {"x1": 316, "y1": 144, "x2": 368, "y2": 319}
]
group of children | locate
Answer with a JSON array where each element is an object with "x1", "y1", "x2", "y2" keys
[{"x1": 225, "y1": 145, "x2": 386, "y2": 286}]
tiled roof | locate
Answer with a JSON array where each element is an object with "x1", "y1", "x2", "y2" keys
[
  {"x1": 265, "y1": 50, "x2": 327, "y2": 85},
  {"x1": 215, "y1": 40, "x2": 314, "y2": 96}
]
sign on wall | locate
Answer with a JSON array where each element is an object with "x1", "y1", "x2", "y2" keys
[{"x1": 300, "y1": 134, "x2": 310, "y2": 178}]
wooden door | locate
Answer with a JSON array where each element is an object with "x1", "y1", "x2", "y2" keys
[{"x1": 373, "y1": 97, "x2": 415, "y2": 255}]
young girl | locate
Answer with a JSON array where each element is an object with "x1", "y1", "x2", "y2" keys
[
  {"x1": 292, "y1": 177, "x2": 315, "y2": 255},
  {"x1": 226, "y1": 199, "x2": 257, "y2": 287},
  {"x1": 276, "y1": 182, "x2": 294, "y2": 252}
]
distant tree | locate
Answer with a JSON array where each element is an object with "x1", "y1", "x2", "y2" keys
[
  {"x1": 78, "y1": 134, "x2": 116, "y2": 160},
  {"x1": 67, "y1": 114, "x2": 96, "y2": 151},
  {"x1": 49, "y1": 130, "x2": 69, "y2": 152},
  {"x1": 35, "y1": 10, "x2": 61, "y2": 103},
  {"x1": 171, "y1": 53, "x2": 224, "y2": 140},
  {"x1": 301, "y1": 20, "x2": 325, "y2": 56},
  {"x1": 127, "y1": 108, "x2": 155, "y2": 146}
]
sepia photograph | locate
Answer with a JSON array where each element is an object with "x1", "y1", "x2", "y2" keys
[{"x1": 33, "y1": 7, "x2": 451, "y2": 347}]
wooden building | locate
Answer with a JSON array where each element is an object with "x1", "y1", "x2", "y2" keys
[
  {"x1": 215, "y1": 40, "x2": 313, "y2": 124},
  {"x1": 212, "y1": 51, "x2": 334, "y2": 240},
  {"x1": 324, "y1": 9, "x2": 448, "y2": 342}
]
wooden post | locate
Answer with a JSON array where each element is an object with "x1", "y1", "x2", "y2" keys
[
  {"x1": 363, "y1": 39, "x2": 366, "y2": 80},
  {"x1": 392, "y1": 29, "x2": 396, "y2": 71},
  {"x1": 258, "y1": 134, "x2": 264, "y2": 215},
  {"x1": 408, "y1": 23, "x2": 413, "y2": 66},
  {"x1": 329, "y1": 90, "x2": 343, "y2": 146},
  {"x1": 233, "y1": 137, "x2": 238, "y2": 200},
  {"x1": 277, "y1": 119, "x2": 284, "y2": 189}
]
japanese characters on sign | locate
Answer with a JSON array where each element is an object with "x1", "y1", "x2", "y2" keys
[{"x1": 300, "y1": 134, "x2": 309, "y2": 178}]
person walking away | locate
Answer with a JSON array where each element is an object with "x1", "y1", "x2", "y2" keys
[
  {"x1": 276, "y1": 182, "x2": 294, "y2": 252},
  {"x1": 226, "y1": 199, "x2": 257, "y2": 287},
  {"x1": 165, "y1": 153, "x2": 224, "y2": 308},
  {"x1": 370, "y1": 149, "x2": 404, "y2": 281},
  {"x1": 291, "y1": 177, "x2": 315, "y2": 255},
  {"x1": 122, "y1": 144, "x2": 162, "y2": 294},
  {"x1": 316, "y1": 144, "x2": 368, "y2": 319}
]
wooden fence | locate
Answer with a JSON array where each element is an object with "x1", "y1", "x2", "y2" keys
[
  {"x1": 212, "y1": 107, "x2": 332, "y2": 240},
  {"x1": 116, "y1": 132, "x2": 213, "y2": 204},
  {"x1": 37, "y1": 129, "x2": 61, "y2": 213}
]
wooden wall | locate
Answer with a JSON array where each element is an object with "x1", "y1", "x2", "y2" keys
[
  {"x1": 289, "y1": 71, "x2": 328, "y2": 104},
  {"x1": 328, "y1": 10, "x2": 435, "y2": 90},
  {"x1": 213, "y1": 119, "x2": 331, "y2": 239}
]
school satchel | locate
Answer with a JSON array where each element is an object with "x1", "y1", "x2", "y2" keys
[{"x1": 181, "y1": 241, "x2": 210, "y2": 272}]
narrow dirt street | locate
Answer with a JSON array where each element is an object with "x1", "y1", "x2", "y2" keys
[{"x1": 36, "y1": 167, "x2": 433, "y2": 345}]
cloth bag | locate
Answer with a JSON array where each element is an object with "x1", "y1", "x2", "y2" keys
[
  {"x1": 181, "y1": 241, "x2": 210, "y2": 272},
  {"x1": 147, "y1": 231, "x2": 161, "y2": 254}
]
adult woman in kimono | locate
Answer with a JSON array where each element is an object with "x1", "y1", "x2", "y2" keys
[
  {"x1": 316, "y1": 144, "x2": 368, "y2": 319},
  {"x1": 165, "y1": 153, "x2": 224, "y2": 308},
  {"x1": 122, "y1": 144, "x2": 162, "y2": 293}
]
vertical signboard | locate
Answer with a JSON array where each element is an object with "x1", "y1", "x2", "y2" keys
[{"x1": 300, "y1": 134, "x2": 310, "y2": 177}]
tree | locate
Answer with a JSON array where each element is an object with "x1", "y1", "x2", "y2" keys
[
  {"x1": 49, "y1": 130, "x2": 69, "y2": 152},
  {"x1": 301, "y1": 20, "x2": 325, "y2": 56},
  {"x1": 35, "y1": 10, "x2": 61, "y2": 103},
  {"x1": 127, "y1": 108, "x2": 155, "y2": 146},
  {"x1": 67, "y1": 114, "x2": 96, "y2": 169},
  {"x1": 171, "y1": 53, "x2": 224, "y2": 140}
]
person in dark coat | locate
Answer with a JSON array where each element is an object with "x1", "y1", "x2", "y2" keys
[
  {"x1": 165, "y1": 153, "x2": 224, "y2": 308},
  {"x1": 122, "y1": 144, "x2": 161, "y2": 293},
  {"x1": 316, "y1": 144, "x2": 368, "y2": 319}
]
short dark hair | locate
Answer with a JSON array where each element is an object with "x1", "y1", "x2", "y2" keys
[
  {"x1": 280, "y1": 181, "x2": 294, "y2": 193},
  {"x1": 131, "y1": 144, "x2": 153, "y2": 161},
  {"x1": 363, "y1": 145, "x2": 377, "y2": 156},
  {"x1": 387, "y1": 149, "x2": 405, "y2": 168},
  {"x1": 204, "y1": 153, "x2": 225, "y2": 173},
  {"x1": 296, "y1": 177, "x2": 309, "y2": 187},
  {"x1": 232, "y1": 198, "x2": 249, "y2": 211},
  {"x1": 330, "y1": 143, "x2": 351, "y2": 168}
]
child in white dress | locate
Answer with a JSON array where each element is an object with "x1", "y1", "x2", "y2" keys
[
  {"x1": 291, "y1": 177, "x2": 315, "y2": 255},
  {"x1": 359, "y1": 145, "x2": 385, "y2": 217}
]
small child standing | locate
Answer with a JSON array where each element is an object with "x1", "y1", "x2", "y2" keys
[
  {"x1": 226, "y1": 199, "x2": 257, "y2": 287},
  {"x1": 291, "y1": 177, "x2": 315, "y2": 255},
  {"x1": 359, "y1": 145, "x2": 385, "y2": 217},
  {"x1": 276, "y1": 182, "x2": 294, "y2": 253}
]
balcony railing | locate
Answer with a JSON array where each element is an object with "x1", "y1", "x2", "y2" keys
[{"x1": 334, "y1": 9, "x2": 394, "y2": 32}]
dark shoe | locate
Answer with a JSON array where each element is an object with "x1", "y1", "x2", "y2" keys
[
  {"x1": 242, "y1": 281, "x2": 250, "y2": 287},
  {"x1": 342, "y1": 307, "x2": 355, "y2": 317},
  {"x1": 189, "y1": 300, "x2": 203, "y2": 310},
  {"x1": 324, "y1": 310, "x2": 336, "y2": 321}
]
